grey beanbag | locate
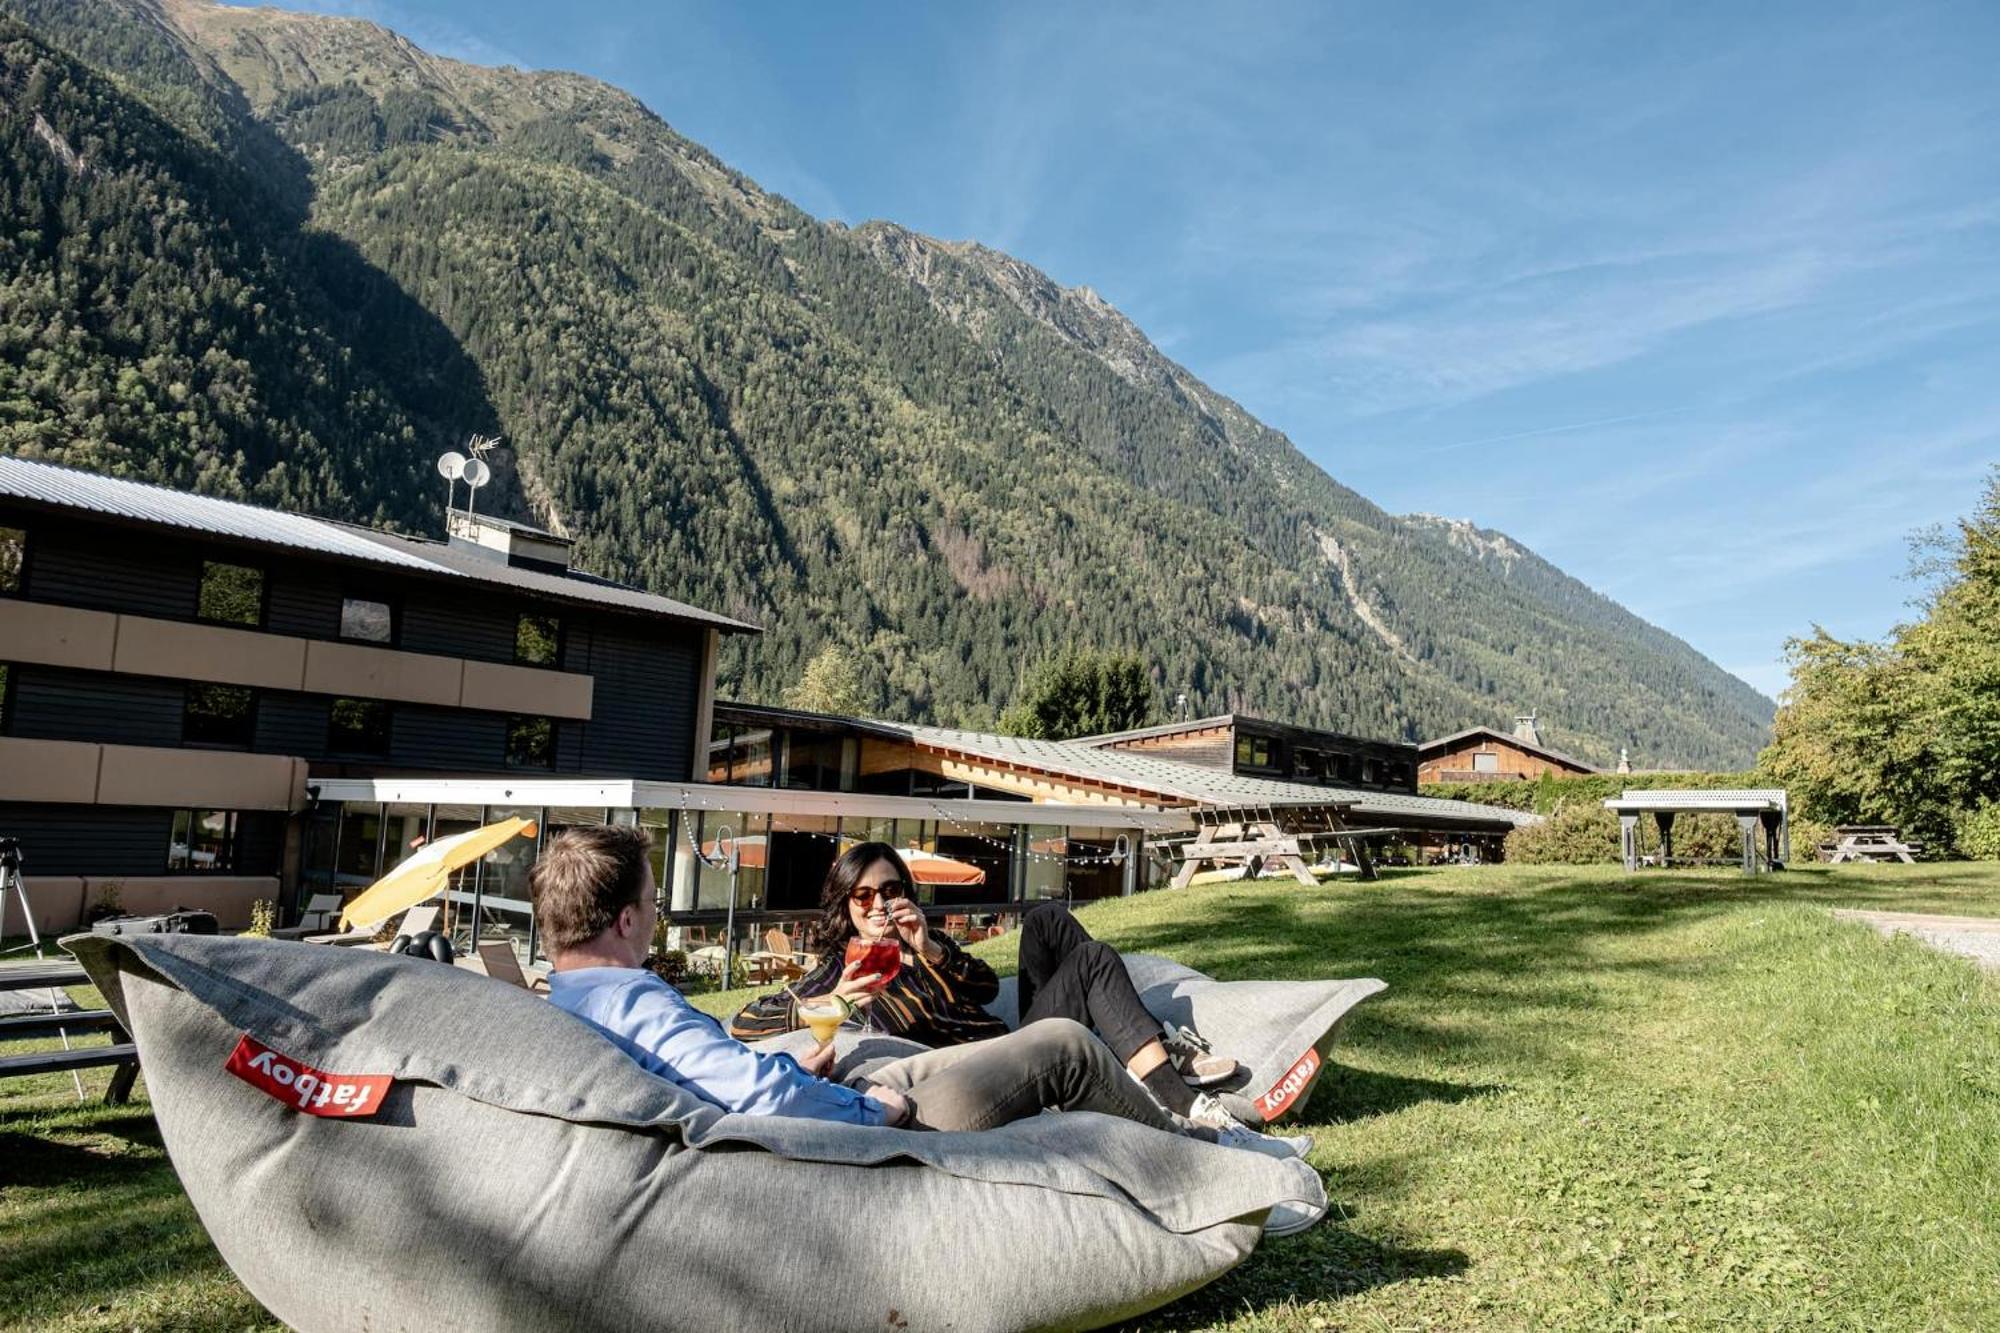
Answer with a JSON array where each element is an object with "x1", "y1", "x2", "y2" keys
[
  {"x1": 66, "y1": 933, "x2": 1326, "y2": 1333},
  {"x1": 985, "y1": 954, "x2": 1387, "y2": 1127}
]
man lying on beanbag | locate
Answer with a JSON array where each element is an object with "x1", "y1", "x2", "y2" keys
[{"x1": 533, "y1": 827, "x2": 1308, "y2": 1162}]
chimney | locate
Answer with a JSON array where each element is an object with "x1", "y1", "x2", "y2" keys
[
  {"x1": 447, "y1": 511, "x2": 574, "y2": 573},
  {"x1": 1513, "y1": 714, "x2": 1542, "y2": 748},
  {"x1": 1617, "y1": 747, "x2": 1631, "y2": 774}
]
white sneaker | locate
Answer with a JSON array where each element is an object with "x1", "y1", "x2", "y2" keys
[
  {"x1": 1262, "y1": 1196, "x2": 1329, "y2": 1237},
  {"x1": 1189, "y1": 1091, "x2": 1313, "y2": 1160}
]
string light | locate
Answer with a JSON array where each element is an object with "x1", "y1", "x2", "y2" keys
[{"x1": 667, "y1": 791, "x2": 1134, "y2": 866}]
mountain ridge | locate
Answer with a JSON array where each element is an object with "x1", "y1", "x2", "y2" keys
[{"x1": 0, "y1": 0, "x2": 1774, "y2": 768}]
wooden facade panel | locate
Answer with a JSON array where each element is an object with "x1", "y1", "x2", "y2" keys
[
  {"x1": 1418, "y1": 736, "x2": 1587, "y2": 783},
  {"x1": 1111, "y1": 729, "x2": 1235, "y2": 771}
]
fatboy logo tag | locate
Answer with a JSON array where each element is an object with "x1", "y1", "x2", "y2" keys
[
  {"x1": 224, "y1": 1034, "x2": 391, "y2": 1117},
  {"x1": 1255, "y1": 1047, "x2": 1321, "y2": 1120}
]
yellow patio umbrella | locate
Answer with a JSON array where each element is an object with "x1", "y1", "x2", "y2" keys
[{"x1": 338, "y1": 817, "x2": 538, "y2": 930}]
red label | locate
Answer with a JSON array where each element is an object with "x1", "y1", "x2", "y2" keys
[
  {"x1": 224, "y1": 1034, "x2": 391, "y2": 1118},
  {"x1": 1255, "y1": 1047, "x2": 1322, "y2": 1120}
]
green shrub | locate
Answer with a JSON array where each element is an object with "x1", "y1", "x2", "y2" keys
[
  {"x1": 1956, "y1": 802, "x2": 2000, "y2": 860},
  {"x1": 245, "y1": 899, "x2": 275, "y2": 938},
  {"x1": 645, "y1": 948, "x2": 692, "y2": 988},
  {"x1": 1504, "y1": 804, "x2": 1620, "y2": 864}
]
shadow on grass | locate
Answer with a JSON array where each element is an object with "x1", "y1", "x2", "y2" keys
[
  {"x1": 1124, "y1": 1225, "x2": 1471, "y2": 1329},
  {"x1": 1308, "y1": 1064, "x2": 1505, "y2": 1123}
]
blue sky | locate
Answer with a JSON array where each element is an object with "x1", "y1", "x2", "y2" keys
[{"x1": 251, "y1": 0, "x2": 1999, "y2": 699}]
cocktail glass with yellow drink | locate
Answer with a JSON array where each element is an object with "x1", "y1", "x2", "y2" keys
[{"x1": 796, "y1": 993, "x2": 852, "y2": 1046}]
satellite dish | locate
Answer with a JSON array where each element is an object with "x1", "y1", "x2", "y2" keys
[
  {"x1": 461, "y1": 458, "x2": 491, "y2": 488},
  {"x1": 437, "y1": 451, "x2": 467, "y2": 480}
]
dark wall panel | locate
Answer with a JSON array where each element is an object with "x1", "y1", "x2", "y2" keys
[
  {"x1": 255, "y1": 694, "x2": 329, "y2": 757},
  {"x1": 236, "y1": 812, "x2": 286, "y2": 876},
  {"x1": 0, "y1": 803, "x2": 173, "y2": 877},
  {"x1": 567, "y1": 618, "x2": 701, "y2": 780},
  {"x1": 265, "y1": 565, "x2": 343, "y2": 639},
  {"x1": 8, "y1": 668, "x2": 184, "y2": 747},
  {"x1": 400, "y1": 592, "x2": 516, "y2": 663},
  {"x1": 391, "y1": 707, "x2": 507, "y2": 771},
  {"x1": 28, "y1": 536, "x2": 201, "y2": 618}
]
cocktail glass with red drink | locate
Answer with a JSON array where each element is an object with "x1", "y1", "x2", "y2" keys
[{"x1": 844, "y1": 936, "x2": 902, "y2": 990}]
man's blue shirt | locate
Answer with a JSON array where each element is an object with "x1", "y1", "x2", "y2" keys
[{"x1": 547, "y1": 966, "x2": 885, "y2": 1126}]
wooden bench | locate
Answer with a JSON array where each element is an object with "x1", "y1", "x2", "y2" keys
[{"x1": 0, "y1": 962, "x2": 140, "y2": 1103}]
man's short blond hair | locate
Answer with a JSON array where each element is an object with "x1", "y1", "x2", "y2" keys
[{"x1": 529, "y1": 825, "x2": 653, "y2": 953}]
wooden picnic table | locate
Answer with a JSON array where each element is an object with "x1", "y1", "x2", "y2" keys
[
  {"x1": 0, "y1": 958, "x2": 139, "y2": 1103},
  {"x1": 1822, "y1": 826, "x2": 1919, "y2": 864}
]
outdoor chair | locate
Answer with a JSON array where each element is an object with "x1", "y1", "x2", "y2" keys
[
  {"x1": 472, "y1": 940, "x2": 549, "y2": 994},
  {"x1": 270, "y1": 893, "x2": 344, "y2": 940},
  {"x1": 744, "y1": 927, "x2": 811, "y2": 985}
]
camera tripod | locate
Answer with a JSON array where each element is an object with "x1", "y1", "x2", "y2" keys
[{"x1": 0, "y1": 839, "x2": 88, "y2": 1097}]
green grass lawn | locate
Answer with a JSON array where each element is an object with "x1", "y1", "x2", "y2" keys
[{"x1": 5, "y1": 863, "x2": 1999, "y2": 1331}]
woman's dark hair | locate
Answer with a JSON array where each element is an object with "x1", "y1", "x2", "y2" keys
[{"x1": 811, "y1": 841, "x2": 915, "y2": 952}]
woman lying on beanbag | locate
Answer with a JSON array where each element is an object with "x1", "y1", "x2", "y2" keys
[
  {"x1": 728, "y1": 841, "x2": 1260, "y2": 1138},
  {"x1": 537, "y1": 828, "x2": 1309, "y2": 1161}
]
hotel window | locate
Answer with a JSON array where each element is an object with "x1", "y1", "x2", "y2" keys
[
  {"x1": 339, "y1": 596, "x2": 395, "y2": 644},
  {"x1": 1234, "y1": 735, "x2": 1275, "y2": 770},
  {"x1": 184, "y1": 683, "x2": 256, "y2": 748},
  {"x1": 516, "y1": 612, "x2": 561, "y2": 666},
  {"x1": 506, "y1": 715, "x2": 556, "y2": 769},
  {"x1": 0, "y1": 526, "x2": 24, "y2": 595},
  {"x1": 198, "y1": 560, "x2": 263, "y2": 627},
  {"x1": 167, "y1": 809, "x2": 237, "y2": 873},
  {"x1": 328, "y1": 697, "x2": 391, "y2": 756}
]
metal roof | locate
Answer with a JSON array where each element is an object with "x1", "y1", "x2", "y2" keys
[
  {"x1": 1603, "y1": 789, "x2": 1786, "y2": 813},
  {"x1": 903, "y1": 724, "x2": 1537, "y2": 830},
  {"x1": 348, "y1": 526, "x2": 757, "y2": 633},
  {"x1": 0, "y1": 454, "x2": 755, "y2": 633}
]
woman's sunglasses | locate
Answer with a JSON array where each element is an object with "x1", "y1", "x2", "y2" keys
[{"x1": 849, "y1": 881, "x2": 910, "y2": 905}]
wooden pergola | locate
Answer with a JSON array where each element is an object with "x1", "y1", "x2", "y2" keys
[{"x1": 1601, "y1": 789, "x2": 1790, "y2": 875}]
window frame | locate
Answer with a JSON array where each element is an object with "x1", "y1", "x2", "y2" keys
[
  {"x1": 505, "y1": 714, "x2": 557, "y2": 770},
  {"x1": 166, "y1": 807, "x2": 239, "y2": 875},
  {"x1": 326, "y1": 696, "x2": 393, "y2": 758},
  {"x1": 0, "y1": 524, "x2": 28, "y2": 598},
  {"x1": 181, "y1": 681, "x2": 259, "y2": 750},
  {"x1": 337, "y1": 592, "x2": 399, "y2": 647},
  {"x1": 514, "y1": 611, "x2": 564, "y2": 668},
  {"x1": 197, "y1": 558, "x2": 267, "y2": 629}
]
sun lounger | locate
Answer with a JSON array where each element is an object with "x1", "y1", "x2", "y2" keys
[{"x1": 270, "y1": 893, "x2": 345, "y2": 940}]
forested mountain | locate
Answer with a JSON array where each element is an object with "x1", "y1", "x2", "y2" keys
[{"x1": 0, "y1": 0, "x2": 1774, "y2": 767}]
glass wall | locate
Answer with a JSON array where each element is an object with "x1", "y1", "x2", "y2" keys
[
  {"x1": 381, "y1": 804, "x2": 431, "y2": 875},
  {"x1": 1023, "y1": 824, "x2": 1068, "y2": 903},
  {"x1": 333, "y1": 802, "x2": 382, "y2": 887},
  {"x1": 306, "y1": 797, "x2": 1147, "y2": 962},
  {"x1": 932, "y1": 819, "x2": 1013, "y2": 908},
  {"x1": 765, "y1": 814, "x2": 838, "y2": 912},
  {"x1": 1064, "y1": 826, "x2": 1128, "y2": 902}
]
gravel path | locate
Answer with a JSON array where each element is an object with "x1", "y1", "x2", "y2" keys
[{"x1": 1833, "y1": 909, "x2": 2000, "y2": 970}]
